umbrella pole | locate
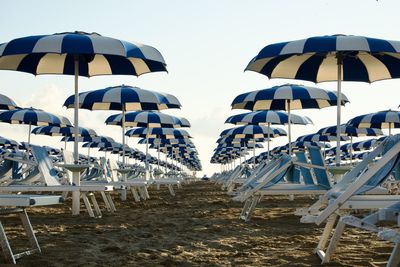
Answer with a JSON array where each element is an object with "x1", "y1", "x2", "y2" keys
[
  {"x1": 122, "y1": 108, "x2": 126, "y2": 168},
  {"x1": 287, "y1": 100, "x2": 292, "y2": 157},
  {"x1": 27, "y1": 122, "x2": 32, "y2": 146},
  {"x1": 73, "y1": 56, "x2": 79, "y2": 164},
  {"x1": 350, "y1": 136, "x2": 353, "y2": 165},
  {"x1": 389, "y1": 123, "x2": 392, "y2": 136},
  {"x1": 157, "y1": 143, "x2": 160, "y2": 171},
  {"x1": 64, "y1": 139, "x2": 67, "y2": 151},
  {"x1": 252, "y1": 139, "x2": 256, "y2": 168},
  {"x1": 165, "y1": 151, "x2": 168, "y2": 175},
  {"x1": 72, "y1": 56, "x2": 81, "y2": 216},
  {"x1": 335, "y1": 54, "x2": 343, "y2": 166},
  {"x1": 267, "y1": 122, "x2": 271, "y2": 161},
  {"x1": 145, "y1": 127, "x2": 149, "y2": 180}
]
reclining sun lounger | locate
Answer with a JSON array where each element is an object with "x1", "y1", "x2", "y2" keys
[
  {"x1": 235, "y1": 147, "x2": 333, "y2": 221},
  {"x1": 297, "y1": 134, "x2": 400, "y2": 265},
  {"x1": 0, "y1": 194, "x2": 63, "y2": 264},
  {"x1": 0, "y1": 146, "x2": 116, "y2": 218}
]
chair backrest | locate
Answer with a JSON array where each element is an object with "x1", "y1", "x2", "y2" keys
[
  {"x1": 108, "y1": 159, "x2": 120, "y2": 182},
  {"x1": 265, "y1": 155, "x2": 292, "y2": 187},
  {"x1": 356, "y1": 135, "x2": 400, "y2": 194},
  {"x1": 294, "y1": 151, "x2": 314, "y2": 185},
  {"x1": 307, "y1": 146, "x2": 331, "y2": 188},
  {"x1": 31, "y1": 145, "x2": 61, "y2": 186}
]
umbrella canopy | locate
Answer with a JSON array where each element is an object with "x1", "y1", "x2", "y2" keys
[
  {"x1": 64, "y1": 85, "x2": 181, "y2": 170},
  {"x1": 0, "y1": 108, "x2": 71, "y2": 126},
  {"x1": 245, "y1": 35, "x2": 400, "y2": 83},
  {"x1": 32, "y1": 125, "x2": 96, "y2": 137},
  {"x1": 0, "y1": 136, "x2": 19, "y2": 148},
  {"x1": 245, "y1": 34, "x2": 400, "y2": 165},
  {"x1": 226, "y1": 110, "x2": 312, "y2": 160},
  {"x1": 126, "y1": 127, "x2": 192, "y2": 139},
  {"x1": 63, "y1": 85, "x2": 180, "y2": 111},
  {"x1": 0, "y1": 31, "x2": 167, "y2": 166},
  {"x1": 296, "y1": 133, "x2": 349, "y2": 142},
  {"x1": 220, "y1": 125, "x2": 287, "y2": 139},
  {"x1": 232, "y1": 84, "x2": 348, "y2": 110},
  {"x1": 0, "y1": 31, "x2": 167, "y2": 76},
  {"x1": 317, "y1": 124, "x2": 383, "y2": 137},
  {"x1": 341, "y1": 139, "x2": 379, "y2": 152},
  {"x1": 225, "y1": 110, "x2": 312, "y2": 125},
  {"x1": 106, "y1": 111, "x2": 190, "y2": 128},
  {"x1": 347, "y1": 110, "x2": 400, "y2": 134},
  {"x1": 0, "y1": 108, "x2": 72, "y2": 144},
  {"x1": 62, "y1": 135, "x2": 115, "y2": 143},
  {"x1": 231, "y1": 84, "x2": 347, "y2": 155},
  {"x1": 0, "y1": 94, "x2": 19, "y2": 110}
]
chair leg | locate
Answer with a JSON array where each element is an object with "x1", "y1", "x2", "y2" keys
[
  {"x1": 81, "y1": 193, "x2": 95, "y2": 218},
  {"x1": 322, "y1": 219, "x2": 346, "y2": 263},
  {"x1": 0, "y1": 221, "x2": 16, "y2": 264},
  {"x1": 168, "y1": 184, "x2": 175, "y2": 196},
  {"x1": 89, "y1": 193, "x2": 102, "y2": 218},
  {"x1": 105, "y1": 192, "x2": 116, "y2": 212},
  {"x1": 315, "y1": 214, "x2": 338, "y2": 261},
  {"x1": 119, "y1": 189, "x2": 127, "y2": 201},
  {"x1": 240, "y1": 198, "x2": 252, "y2": 220},
  {"x1": 138, "y1": 187, "x2": 146, "y2": 200},
  {"x1": 130, "y1": 187, "x2": 141, "y2": 202},
  {"x1": 19, "y1": 209, "x2": 41, "y2": 253},
  {"x1": 100, "y1": 191, "x2": 112, "y2": 212},
  {"x1": 144, "y1": 186, "x2": 150, "y2": 199},
  {"x1": 245, "y1": 195, "x2": 261, "y2": 221},
  {"x1": 388, "y1": 242, "x2": 400, "y2": 267}
]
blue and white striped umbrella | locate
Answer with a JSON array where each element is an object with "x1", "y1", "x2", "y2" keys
[
  {"x1": 63, "y1": 85, "x2": 180, "y2": 111},
  {"x1": 216, "y1": 136, "x2": 268, "y2": 144},
  {"x1": 62, "y1": 135, "x2": 115, "y2": 143},
  {"x1": 0, "y1": 31, "x2": 166, "y2": 77},
  {"x1": 0, "y1": 136, "x2": 19, "y2": 148},
  {"x1": 296, "y1": 133, "x2": 349, "y2": 142},
  {"x1": 0, "y1": 94, "x2": 19, "y2": 110},
  {"x1": 220, "y1": 125, "x2": 287, "y2": 139},
  {"x1": 64, "y1": 85, "x2": 181, "y2": 170},
  {"x1": 0, "y1": 108, "x2": 72, "y2": 145},
  {"x1": 0, "y1": 31, "x2": 167, "y2": 165},
  {"x1": 106, "y1": 111, "x2": 190, "y2": 128},
  {"x1": 126, "y1": 127, "x2": 192, "y2": 139},
  {"x1": 317, "y1": 125, "x2": 383, "y2": 137},
  {"x1": 232, "y1": 84, "x2": 348, "y2": 111},
  {"x1": 226, "y1": 110, "x2": 312, "y2": 160},
  {"x1": 0, "y1": 108, "x2": 71, "y2": 127},
  {"x1": 231, "y1": 84, "x2": 347, "y2": 155},
  {"x1": 138, "y1": 138, "x2": 193, "y2": 146},
  {"x1": 347, "y1": 110, "x2": 400, "y2": 134},
  {"x1": 341, "y1": 139, "x2": 379, "y2": 152},
  {"x1": 245, "y1": 35, "x2": 400, "y2": 165},
  {"x1": 32, "y1": 126, "x2": 96, "y2": 137},
  {"x1": 225, "y1": 110, "x2": 312, "y2": 125},
  {"x1": 245, "y1": 35, "x2": 400, "y2": 83}
]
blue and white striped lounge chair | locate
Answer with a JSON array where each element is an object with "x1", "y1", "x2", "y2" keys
[{"x1": 299, "y1": 134, "x2": 400, "y2": 265}]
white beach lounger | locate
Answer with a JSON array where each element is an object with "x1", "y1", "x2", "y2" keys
[
  {"x1": 0, "y1": 146, "x2": 116, "y2": 218},
  {"x1": 298, "y1": 135, "x2": 400, "y2": 265},
  {"x1": 0, "y1": 194, "x2": 63, "y2": 264}
]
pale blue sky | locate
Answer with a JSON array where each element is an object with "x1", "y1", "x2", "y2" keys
[{"x1": 1, "y1": 0, "x2": 400, "y2": 175}]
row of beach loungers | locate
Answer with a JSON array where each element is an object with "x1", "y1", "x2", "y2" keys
[
  {"x1": 0, "y1": 144, "x2": 194, "y2": 264},
  {"x1": 212, "y1": 134, "x2": 400, "y2": 267}
]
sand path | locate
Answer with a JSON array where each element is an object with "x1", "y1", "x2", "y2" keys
[{"x1": 1, "y1": 181, "x2": 394, "y2": 266}]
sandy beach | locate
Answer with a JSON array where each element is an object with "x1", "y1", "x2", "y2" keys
[{"x1": 0, "y1": 181, "x2": 392, "y2": 266}]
